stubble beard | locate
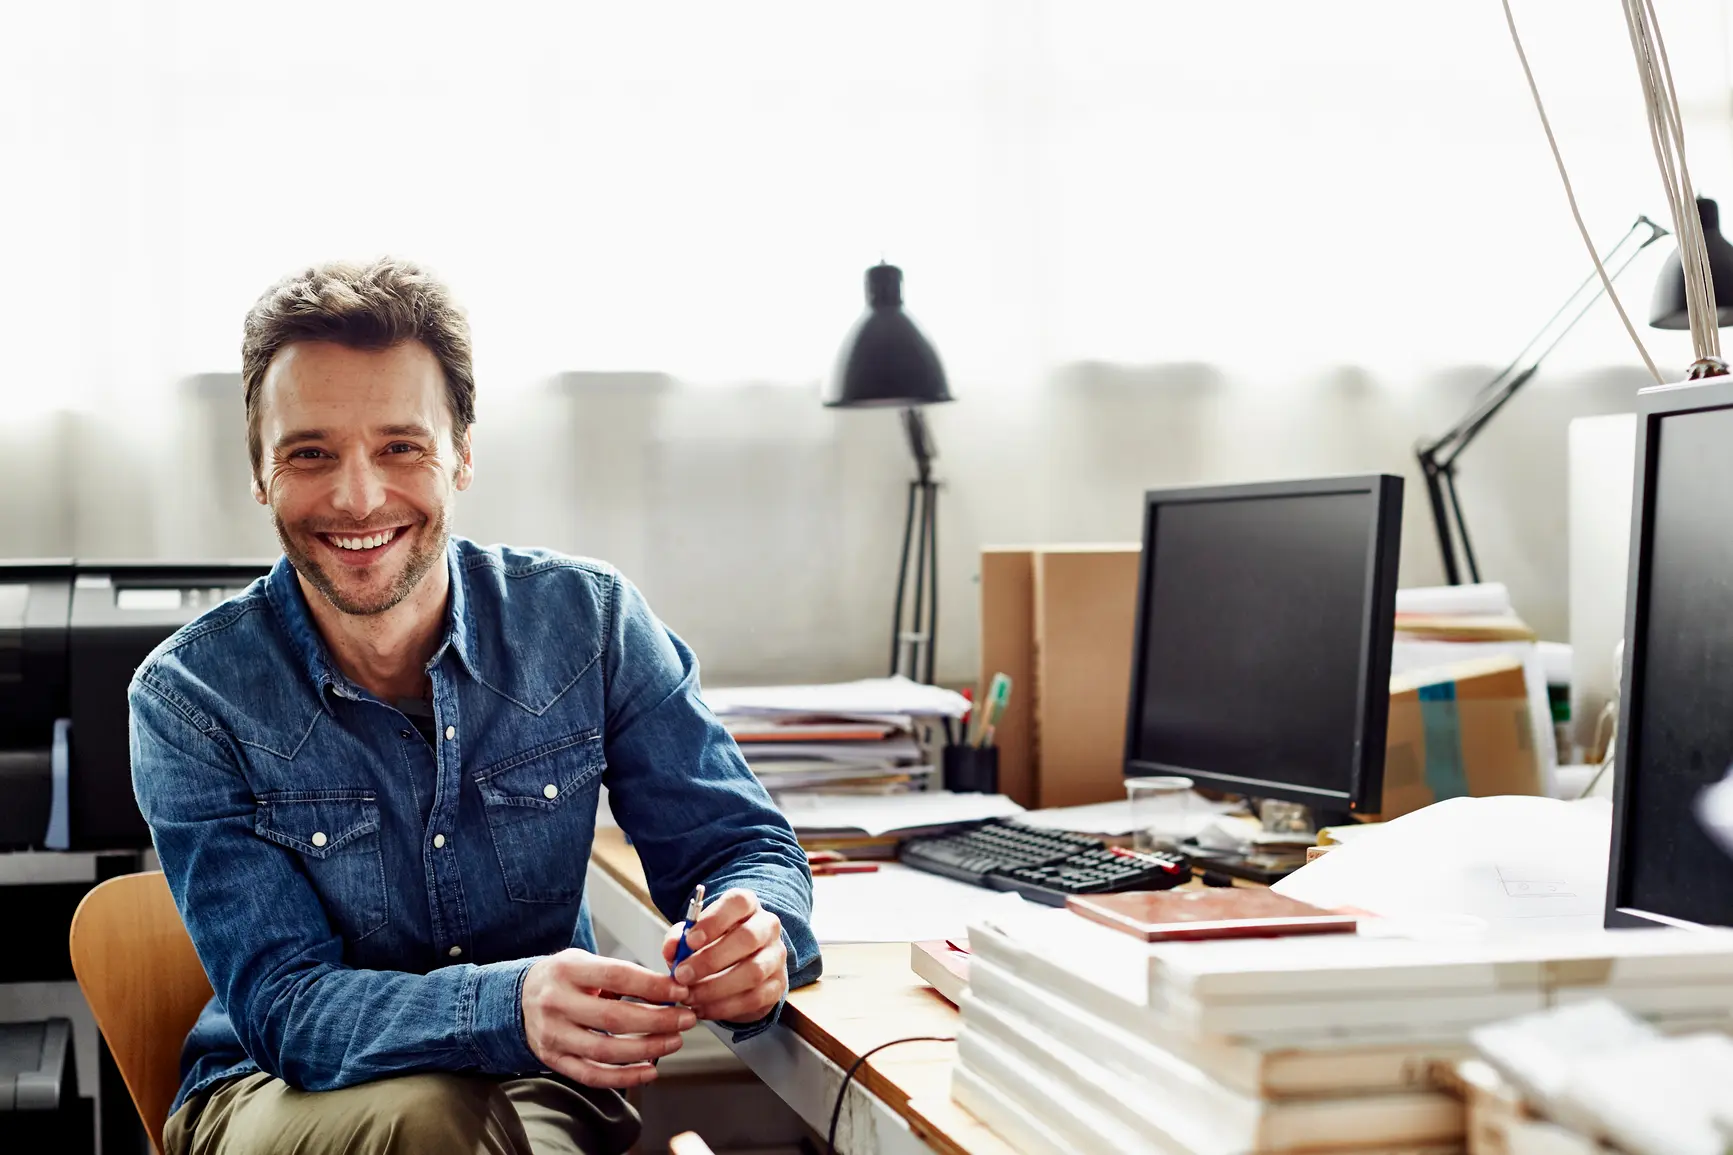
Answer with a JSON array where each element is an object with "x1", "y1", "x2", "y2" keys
[{"x1": 274, "y1": 506, "x2": 450, "y2": 617}]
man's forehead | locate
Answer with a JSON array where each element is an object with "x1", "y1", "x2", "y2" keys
[{"x1": 259, "y1": 340, "x2": 449, "y2": 430}]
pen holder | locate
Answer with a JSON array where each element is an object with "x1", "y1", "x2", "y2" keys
[{"x1": 942, "y1": 745, "x2": 999, "y2": 794}]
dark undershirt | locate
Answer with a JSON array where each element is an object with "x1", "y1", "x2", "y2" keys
[{"x1": 395, "y1": 696, "x2": 438, "y2": 747}]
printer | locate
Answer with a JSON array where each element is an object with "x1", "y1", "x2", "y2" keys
[{"x1": 0, "y1": 560, "x2": 271, "y2": 851}]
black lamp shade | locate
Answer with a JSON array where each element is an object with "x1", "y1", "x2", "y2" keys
[
  {"x1": 1650, "y1": 197, "x2": 1733, "y2": 329},
  {"x1": 824, "y1": 264, "x2": 952, "y2": 408}
]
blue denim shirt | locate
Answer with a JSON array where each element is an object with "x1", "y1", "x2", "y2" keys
[{"x1": 129, "y1": 538, "x2": 820, "y2": 1115}]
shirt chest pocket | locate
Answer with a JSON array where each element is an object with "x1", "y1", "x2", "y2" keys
[
  {"x1": 474, "y1": 730, "x2": 605, "y2": 904},
  {"x1": 253, "y1": 792, "x2": 389, "y2": 943}
]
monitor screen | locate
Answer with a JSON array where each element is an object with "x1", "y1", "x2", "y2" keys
[
  {"x1": 1125, "y1": 478, "x2": 1401, "y2": 810},
  {"x1": 1611, "y1": 396, "x2": 1733, "y2": 927}
]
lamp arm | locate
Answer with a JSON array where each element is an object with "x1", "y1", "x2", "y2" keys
[{"x1": 1417, "y1": 214, "x2": 1668, "y2": 584}]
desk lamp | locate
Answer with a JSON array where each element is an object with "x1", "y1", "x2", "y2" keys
[
  {"x1": 1416, "y1": 215, "x2": 1674, "y2": 585},
  {"x1": 824, "y1": 263, "x2": 952, "y2": 683}
]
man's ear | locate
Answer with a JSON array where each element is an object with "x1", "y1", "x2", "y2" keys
[
  {"x1": 251, "y1": 474, "x2": 268, "y2": 506},
  {"x1": 454, "y1": 427, "x2": 475, "y2": 492}
]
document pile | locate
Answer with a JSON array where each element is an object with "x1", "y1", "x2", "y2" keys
[
  {"x1": 1461, "y1": 1000, "x2": 1733, "y2": 1155},
  {"x1": 951, "y1": 903, "x2": 1733, "y2": 1155},
  {"x1": 701, "y1": 676, "x2": 968, "y2": 797}
]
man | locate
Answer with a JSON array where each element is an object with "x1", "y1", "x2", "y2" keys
[{"x1": 130, "y1": 257, "x2": 820, "y2": 1154}]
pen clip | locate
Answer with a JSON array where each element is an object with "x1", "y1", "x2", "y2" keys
[{"x1": 684, "y1": 883, "x2": 706, "y2": 924}]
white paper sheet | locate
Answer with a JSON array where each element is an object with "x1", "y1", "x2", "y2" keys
[
  {"x1": 1395, "y1": 582, "x2": 1513, "y2": 617},
  {"x1": 702, "y1": 675, "x2": 971, "y2": 719},
  {"x1": 1273, "y1": 795, "x2": 1612, "y2": 937},
  {"x1": 809, "y1": 862, "x2": 1009, "y2": 943},
  {"x1": 775, "y1": 790, "x2": 1024, "y2": 836},
  {"x1": 1018, "y1": 795, "x2": 1239, "y2": 838}
]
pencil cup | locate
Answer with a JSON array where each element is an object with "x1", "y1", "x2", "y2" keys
[{"x1": 942, "y1": 745, "x2": 999, "y2": 794}]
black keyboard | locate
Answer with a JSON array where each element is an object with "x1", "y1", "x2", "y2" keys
[{"x1": 899, "y1": 819, "x2": 1190, "y2": 907}]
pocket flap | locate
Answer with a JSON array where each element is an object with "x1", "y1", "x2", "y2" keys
[
  {"x1": 255, "y1": 791, "x2": 380, "y2": 859},
  {"x1": 474, "y1": 729, "x2": 604, "y2": 809}
]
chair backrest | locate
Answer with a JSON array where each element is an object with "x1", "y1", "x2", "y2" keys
[{"x1": 69, "y1": 871, "x2": 214, "y2": 1155}]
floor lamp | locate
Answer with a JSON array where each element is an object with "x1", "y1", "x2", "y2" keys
[{"x1": 824, "y1": 263, "x2": 952, "y2": 684}]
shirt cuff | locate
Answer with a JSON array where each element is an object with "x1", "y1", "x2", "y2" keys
[{"x1": 465, "y1": 958, "x2": 543, "y2": 1073}]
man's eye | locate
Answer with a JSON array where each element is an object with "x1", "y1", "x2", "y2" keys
[
  {"x1": 290, "y1": 448, "x2": 328, "y2": 460},
  {"x1": 386, "y1": 442, "x2": 421, "y2": 455}
]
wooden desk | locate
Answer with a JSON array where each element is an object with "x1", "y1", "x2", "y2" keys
[{"x1": 587, "y1": 828, "x2": 1015, "y2": 1155}]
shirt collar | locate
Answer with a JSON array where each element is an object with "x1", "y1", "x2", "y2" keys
[{"x1": 266, "y1": 537, "x2": 477, "y2": 710}]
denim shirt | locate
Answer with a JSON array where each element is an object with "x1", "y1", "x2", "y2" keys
[{"x1": 129, "y1": 538, "x2": 820, "y2": 1115}]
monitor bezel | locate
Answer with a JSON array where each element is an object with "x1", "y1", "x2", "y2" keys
[
  {"x1": 1121, "y1": 474, "x2": 1404, "y2": 812},
  {"x1": 1605, "y1": 375, "x2": 1733, "y2": 930}
]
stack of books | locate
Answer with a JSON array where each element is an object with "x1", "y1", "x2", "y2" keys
[
  {"x1": 950, "y1": 900, "x2": 1733, "y2": 1155},
  {"x1": 702, "y1": 676, "x2": 969, "y2": 798}
]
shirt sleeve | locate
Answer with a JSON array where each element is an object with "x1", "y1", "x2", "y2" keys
[
  {"x1": 598, "y1": 572, "x2": 822, "y2": 1034},
  {"x1": 130, "y1": 674, "x2": 545, "y2": 1090}
]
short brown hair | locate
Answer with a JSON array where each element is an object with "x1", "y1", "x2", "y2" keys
[{"x1": 241, "y1": 257, "x2": 476, "y2": 479}]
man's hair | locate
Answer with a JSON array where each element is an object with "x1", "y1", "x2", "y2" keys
[{"x1": 241, "y1": 257, "x2": 476, "y2": 479}]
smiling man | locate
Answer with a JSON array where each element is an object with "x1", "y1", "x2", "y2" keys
[{"x1": 129, "y1": 258, "x2": 819, "y2": 1155}]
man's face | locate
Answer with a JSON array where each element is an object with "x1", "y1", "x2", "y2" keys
[{"x1": 252, "y1": 340, "x2": 472, "y2": 617}]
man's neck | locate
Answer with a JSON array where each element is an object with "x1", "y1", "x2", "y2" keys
[{"x1": 300, "y1": 566, "x2": 451, "y2": 703}]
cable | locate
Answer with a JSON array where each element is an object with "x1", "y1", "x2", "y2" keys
[
  {"x1": 825, "y1": 1034, "x2": 956, "y2": 1155},
  {"x1": 1622, "y1": 0, "x2": 1727, "y2": 374},
  {"x1": 1500, "y1": 0, "x2": 1664, "y2": 385}
]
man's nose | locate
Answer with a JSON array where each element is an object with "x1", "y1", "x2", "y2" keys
[{"x1": 329, "y1": 454, "x2": 386, "y2": 520}]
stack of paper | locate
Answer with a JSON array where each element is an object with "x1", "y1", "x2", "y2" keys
[
  {"x1": 702, "y1": 676, "x2": 968, "y2": 796},
  {"x1": 950, "y1": 897, "x2": 1733, "y2": 1155},
  {"x1": 775, "y1": 790, "x2": 1023, "y2": 859},
  {"x1": 1468, "y1": 1001, "x2": 1733, "y2": 1155}
]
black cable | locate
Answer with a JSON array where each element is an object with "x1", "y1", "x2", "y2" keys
[{"x1": 825, "y1": 1034, "x2": 957, "y2": 1155}]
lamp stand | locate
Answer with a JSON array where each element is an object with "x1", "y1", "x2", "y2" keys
[
  {"x1": 1417, "y1": 216, "x2": 1667, "y2": 585},
  {"x1": 888, "y1": 408, "x2": 940, "y2": 684}
]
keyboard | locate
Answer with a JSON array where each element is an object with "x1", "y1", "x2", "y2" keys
[{"x1": 899, "y1": 819, "x2": 1190, "y2": 907}]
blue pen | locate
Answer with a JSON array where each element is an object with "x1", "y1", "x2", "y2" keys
[{"x1": 670, "y1": 883, "x2": 705, "y2": 982}]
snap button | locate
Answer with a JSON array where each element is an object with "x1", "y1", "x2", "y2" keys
[
  {"x1": 433, "y1": 834, "x2": 446, "y2": 849},
  {"x1": 444, "y1": 725, "x2": 456, "y2": 740},
  {"x1": 399, "y1": 729, "x2": 413, "y2": 740},
  {"x1": 311, "y1": 831, "x2": 328, "y2": 848},
  {"x1": 543, "y1": 783, "x2": 558, "y2": 800},
  {"x1": 448, "y1": 945, "x2": 463, "y2": 958}
]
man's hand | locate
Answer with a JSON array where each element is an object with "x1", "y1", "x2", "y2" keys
[
  {"x1": 661, "y1": 888, "x2": 787, "y2": 1024},
  {"x1": 521, "y1": 949, "x2": 696, "y2": 1089}
]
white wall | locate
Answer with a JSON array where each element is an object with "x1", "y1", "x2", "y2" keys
[{"x1": 0, "y1": 359, "x2": 1660, "y2": 686}]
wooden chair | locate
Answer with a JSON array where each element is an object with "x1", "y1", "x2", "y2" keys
[{"x1": 68, "y1": 871, "x2": 213, "y2": 1155}]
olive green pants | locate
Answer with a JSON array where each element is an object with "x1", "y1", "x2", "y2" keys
[{"x1": 163, "y1": 1071, "x2": 641, "y2": 1155}]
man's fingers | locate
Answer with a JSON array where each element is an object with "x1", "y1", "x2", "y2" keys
[
  {"x1": 674, "y1": 910, "x2": 779, "y2": 984},
  {"x1": 554, "y1": 951, "x2": 687, "y2": 1004},
  {"x1": 691, "y1": 990, "x2": 779, "y2": 1024},
  {"x1": 688, "y1": 940, "x2": 787, "y2": 1007},
  {"x1": 684, "y1": 888, "x2": 760, "y2": 949},
  {"x1": 552, "y1": 1024, "x2": 685, "y2": 1066},
  {"x1": 565, "y1": 991, "x2": 696, "y2": 1037},
  {"x1": 546, "y1": 1052, "x2": 660, "y2": 1090}
]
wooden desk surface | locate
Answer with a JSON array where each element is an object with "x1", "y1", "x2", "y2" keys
[{"x1": 589, "y1": 827, "x2": 1015, "y2": 1155}]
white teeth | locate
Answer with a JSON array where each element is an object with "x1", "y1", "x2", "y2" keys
[{"x1": 330, "y1": 529, "x2": 396, "y2": 551}]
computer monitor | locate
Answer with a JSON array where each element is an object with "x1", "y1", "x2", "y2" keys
[
  {"x1": 1606, "y1": 376, "x2": 1733, "y2": 929},
  {"x1": 1123, "y1": 475, "x2": 1404, "y2": 814}
]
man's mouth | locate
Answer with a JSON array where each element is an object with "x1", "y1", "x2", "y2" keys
[{"x1": 316, "y1": 525, "x2": 410, "y2": 560}]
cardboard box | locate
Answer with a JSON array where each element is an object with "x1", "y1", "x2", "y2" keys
[
  {"x1": 978, "y1": 548, "x2": 1037, "y2": 806},
  {"x1": 1032, "y1": 546, "x2": 1142, "y2": 808},
  {"x1": 1380, "y1": 656, "x2": 1542, "y2": 820},
  {"x1": 978, "y1": 544, "x2": 1141, "y2": 809}
]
